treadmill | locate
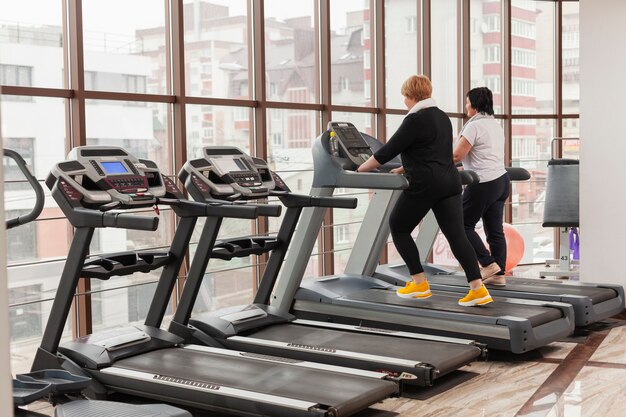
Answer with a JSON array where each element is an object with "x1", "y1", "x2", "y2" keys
[
  {"x1": 4, "y1": 148, "x2": 190, "y2": 417},
  {"x1": 31, "y1": 146, "x2": 398, "y2": 417},
  {"x1": 271, "y1": 122, "x2": 576, "y2": 353},
  {"x1": 166, "y1": 146, "x2": 484, "y2": 391},
  {"x1": 371, "y1": 173, "x2": 625, "y2": 327}
]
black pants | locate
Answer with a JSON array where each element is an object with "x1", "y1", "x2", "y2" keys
[
  {"x1": 389, "y1": 191, "x2": 481, "y2": 282},
  {"x1": 462, "y1": 173, "x2": 510, "y2": 274}
]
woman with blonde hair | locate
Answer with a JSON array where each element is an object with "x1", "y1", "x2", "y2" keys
[{"x1": 357, "y1": 75, "x2": 493, "y2": 306}]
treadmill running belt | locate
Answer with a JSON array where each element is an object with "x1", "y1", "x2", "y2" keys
[
  {"x1": 248, "y1": 323, "x2": 481, "y2": 372},
  {"x1": 388, "y1": 265, "x2": 618, "y2": 304},
  {"x1": 115, "y1": 348, "x2": 395, "y2": 407},
  {"x1": 347, "y1": 289, "x2": 563, "y2": 327},
  {"x1": 422, "y1": 271, "x2": 617, "y2": 304}
]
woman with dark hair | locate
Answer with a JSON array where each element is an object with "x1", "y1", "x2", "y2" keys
[
  {"x1": 358, "y1": 76, "x2": 493, "y2": 307},
  {"x1": 453, "y1": 87, "x2": 510, "y2": 285}
]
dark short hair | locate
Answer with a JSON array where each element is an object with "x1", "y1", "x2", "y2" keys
[{"x1": 466, "y1": 87, "x2": 494, "y2": 116}]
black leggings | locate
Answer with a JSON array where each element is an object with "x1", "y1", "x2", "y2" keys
[
  {"x1": 462, "y1": 173, "x2": 510, "y2": 274},
  {"x1": 389, "y1": 191, "x2": 481, "y2": 282}
]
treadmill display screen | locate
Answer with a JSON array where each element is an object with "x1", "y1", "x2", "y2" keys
[
  {"x1": 100, "y1": 161, "x2": 128, "y2": 174},
  {"x1": 212, "y1": 158, "x2": 247, "y2": 173},
  {"x1": 334, "y1": 126, "x2": 367, "y2": 148}
]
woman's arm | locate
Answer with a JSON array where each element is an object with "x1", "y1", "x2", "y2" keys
[
  {"x1": 453, "y1": 136, "x2": 473, "y2": 164},
  {"x1": 356, "y1": 155, "x2": 382, "y2": 172},
  {"x1": 370, "y1": 116, "x2": 417, "y2": 167}
]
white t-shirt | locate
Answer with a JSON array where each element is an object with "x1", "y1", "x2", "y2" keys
[{"x1": 459, "y1": 113, "x2": 507, "y2": 183}]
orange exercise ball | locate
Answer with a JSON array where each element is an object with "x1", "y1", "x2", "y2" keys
[{"x1": 503, "y1": 223, "x2": 524, "y2": 272}]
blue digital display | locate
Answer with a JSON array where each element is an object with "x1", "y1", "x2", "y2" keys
[{"x1": 100, "y1": 161, "x2": 128, "y2": 174}]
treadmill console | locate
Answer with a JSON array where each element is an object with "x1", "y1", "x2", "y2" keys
[
  {"x1": 328, "y1": 121, "x2": 373, "y2": 168},
  {"x1": 47, "y1": 146, "x2": 171, "y2": 209},
  {"x1": 181, "y1": 146, "x2": 286, "y2": 201}
]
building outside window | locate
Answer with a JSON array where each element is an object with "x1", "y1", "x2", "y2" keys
[
  {"x1": 1, "y1": 64, "x2": 32, "y2": 86},
  {"x1": 9, "y1": 285, "x2": 42, "y2": 341},
  {"x1": 405, "y1": 16, "x2": 417, "y2": 33},
  {"x1": 484, "y1": 45, "x2": 500, "y2": 63}
]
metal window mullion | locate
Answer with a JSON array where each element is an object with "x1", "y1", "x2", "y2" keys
[
  {"x1": 320, "y1": 0, "x2": 332, "y2": 122},
  {"x1": 423, "y1": 0, "x2": 431, "y2": 78},
  {"x1": 163, "y1": 1, "x2": 180, "y2": 308},
  {"x1": 252, "y1": 0, "x2": 268, "y2": 160},
  {"x1": 67, "y1": 0, "x2": 91, "y2": 338},
  {"x1": 374, "y1": 0, "x2": 388, "y2": 266},
  {"x1": 319, "y1": 0, "x2": 334, "y2": 276},
  {"x1": 459, "y1": 0, "x2": 469, "y2": 114},
  {"x1": 555, "y1": 0, "x2": 563, "y2": 147},
  {"x1": 67, "y1": 0, "x2": 86, "y2": 149},
  {"x1": 252, "y1": 0, "x2": 269, "y2": 282},
  {"x1": 171, "y1": 0, "x2": 187, "y2": 175},
  {"x1": 328, "y1": 105, "x2": 379, "y2": 113},
  {"x1": 416, "y1": 0, "x2": 423, "y2": 73},
  {"x1": 82, "y1": 90, "x2": 175, "y2": 103},
  {"x1": 61, "y1": 0, "x2": 79, "y2": 337},
  {"x1": 554, "y1": 0, "x2": 564, "y2": 259},
  {"x1": 503, "y1": 0, "x2": 513, "y2": 225},
  {"x1": 170, "y1": 0, "x2": 189, "y2": 304}
]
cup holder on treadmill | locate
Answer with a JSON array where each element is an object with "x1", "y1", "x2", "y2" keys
[{"x1": 81, "y1": 251, "x2": 173, "y2": 279}]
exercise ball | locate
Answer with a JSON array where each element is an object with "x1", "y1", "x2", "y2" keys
[{"x1": 504, "y1": 223, "x2": 524, "y2": 271}]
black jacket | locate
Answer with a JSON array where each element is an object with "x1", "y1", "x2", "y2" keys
[{"x1": 373, "y1": 107, "x2": 461, "y2": 198}]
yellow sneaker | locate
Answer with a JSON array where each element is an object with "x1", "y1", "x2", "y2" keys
[
  {"x1": 396, "y1": 280, "x2": 432, "y2": 299},
  {"x1": 458, "y1": 284, "x2": 493, "y2": 306}
]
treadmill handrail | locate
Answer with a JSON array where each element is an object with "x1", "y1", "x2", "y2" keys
[
  {"x1": 459, "y1": 170, "x2": 480, "y2": 185},
  {"x1": 272, "y1": 191, "x2": 358, "y2": 209},
  {"x1": 336, "y1": 171, "x2": 409, "y2": 190},
  {"x1": 158, "y1": 197, "x2": 268, "y2": 219},
  {"x1": 72, "y1": 207, "x2": 160, "y2": 231},
  {"x1": 4, "y1": 148, "x2": 45, "y2": 229},
  {"x1": 505, "y1": 167, "x2": 531, "y2": 181}
]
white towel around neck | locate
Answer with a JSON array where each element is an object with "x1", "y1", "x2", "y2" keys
[{"x1": 406, "y1": 97, "x2": 437, "y2": 115}]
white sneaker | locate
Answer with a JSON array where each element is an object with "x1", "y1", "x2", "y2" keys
[
  {"x1": 483, "y1": 275, "x2": 506, "y2": 286},
  {"x1": 480, "y1": 262, "x2": 502, "y2": 280}
]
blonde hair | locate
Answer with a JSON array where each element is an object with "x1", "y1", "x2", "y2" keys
[{"x1": 401, "y1": 75, "x2": 432, "y2": 102}]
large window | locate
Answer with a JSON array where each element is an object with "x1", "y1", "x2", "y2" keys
[
  {"x1": 431, "y1": 0, "x2": 460, "y2": 112},
  {"x1": 0, "y1": 0, "x2": 65, "y2": 89},
  {"x1": 471, "y1": 0, "x2": 503, "y2": 112},
  {"x1": 330, "y1": 0, "x2": 373, "y2": 107},
  {"x1": 385, "y1": 0, "x2": 421, "y2": 109},
  {"x1": 562, "y1": 2, "x2": 580, "y2": 114},
  {"x1": 2, "y1": 0, "x2": 580, "y2": 375},
  {"x1": 265, "y1": 0, "x2": 318, "y2": 104},
  {"x1": 186, "y1": 105, "x2": 252, "y2": 159},
  {"x1": 511, "y1": 0, "x2": 555, "y2": 114},
  {"x1": 86, "y1": 101, "x2": 171, "y2": 173},
  {"x1": 82, "y1": 0, "x2": 167, "y2": 95},
  {"x1": 183, "y1": 0, "x2": 251, "y2": 99}
]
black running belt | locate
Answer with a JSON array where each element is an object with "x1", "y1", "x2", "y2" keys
[
  {"x1": 385, "y1": 265, "x2": 617, "y2": 305},
  {"x1": 115, "y1": 348, "x2": 395, "y2": 408},
  {"x1": 427, "y1": 274, "x2": 617, "y2": 304},
  {"x1": 347, "y1": 289, "x2": 563, "y2": 327},
  {"x1": 247, "y1": 323, "x2": 481, "y2": 374}
]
